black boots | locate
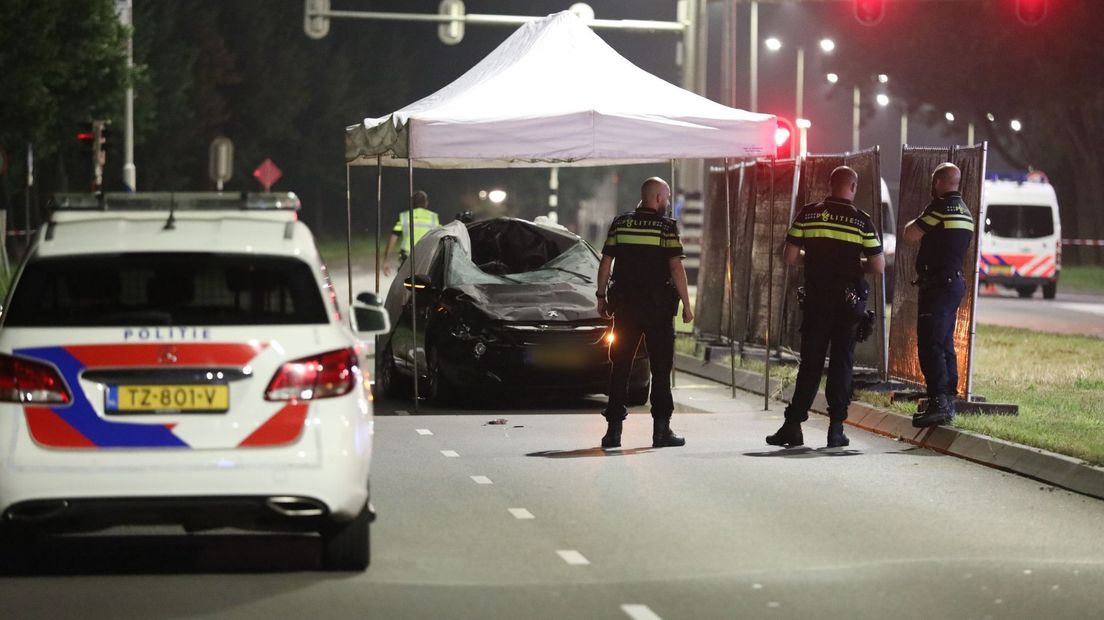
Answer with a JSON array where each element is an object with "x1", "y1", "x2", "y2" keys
[
  {"x1": 766, "y1": 421, "x2": 804, "y2": 447},
  {"x1": 601, "y1": 418, "x2": 622, "y2": 449},
  {"x1": 652, "y1": 418, "x2": 686, "y2": 448},
  {"x1": 913, "y1": 394, "x2": 953, "y2": 428},
  {"x1": 827, "y1": 420, "x2": 850, "y2": 448}
]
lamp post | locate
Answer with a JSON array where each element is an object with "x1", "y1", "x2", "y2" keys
[{"x1": 764, "y1": 36, "x2": 834, "y2": 156}]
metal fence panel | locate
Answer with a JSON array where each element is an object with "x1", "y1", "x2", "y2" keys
[
  {"x1": 696, "y1": 165, "x2": 731, "y2": 339},
  {"x1": 785, "y1": 150, "x2": 886, "y2": 374},
  {"x1": 745, "y1": 160, "x2": 796, "y2": 345},
  {"x1": 888, "y1": 144, "x2": 987, "y2": 397}
]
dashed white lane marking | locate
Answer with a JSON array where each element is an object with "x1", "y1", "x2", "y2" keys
[
  {"x1": 416, "y1": 429, "x2": 433, "y2": 435},
  {"x1": 471, "y1": 475, "x2": 493, "y2": 485},
  {"x1": 441, "y1": 450, "x2": 459, "y2": 458},
  {"x1": 621, "y1": 604, "x2": 662, "y2": 620},
  {"x1": 508, "y1": 508, "x2": 534, "y2": 519},
  {"x1": 556, "y1": 550, "x2": 590, "y2": 565}
]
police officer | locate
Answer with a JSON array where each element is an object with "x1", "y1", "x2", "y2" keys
[
  {"x1": 383, "y1": 190, "x2": 441, "y2": 276},
  {"x1": 767, "y1": 166, "x2": 884, "y2": 448},
  {"x1": 903, "y1": 163, "x2": 974, "y2": 428},
  {"x1": 596, "y1": 177, "x2": 694, "y2": 449}
]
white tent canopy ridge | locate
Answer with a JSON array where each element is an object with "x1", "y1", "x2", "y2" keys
[{"x1": 345, "y1": 11, "x2": 777, "y2": 169}]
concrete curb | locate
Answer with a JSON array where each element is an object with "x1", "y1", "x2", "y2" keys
[{"x1": 674, "y1": 352, "x2": 1104, "y2": 501}]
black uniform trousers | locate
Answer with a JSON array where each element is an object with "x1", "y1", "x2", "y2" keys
[
  {"x1": 603, "y1": 304, "x2": 674, "y2": 422},
  {"x1": 784, "y1": 288, "x2": 858, "y2": 423},
  {"x1": 916, "y1": 275, "x2": 965, "y2": 397}
]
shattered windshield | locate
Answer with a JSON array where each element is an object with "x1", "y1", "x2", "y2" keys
[{"x1": 446, "y1": 240, "x2": 597, "y2": 287}]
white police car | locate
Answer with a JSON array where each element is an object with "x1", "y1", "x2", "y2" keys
[{"x1": 0, "y1": 192, "x2": 388, "y2": 570}]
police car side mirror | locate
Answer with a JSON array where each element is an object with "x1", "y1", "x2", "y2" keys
[{"x1": 352, "y1": 292, "x2": 390, "y2": 335}]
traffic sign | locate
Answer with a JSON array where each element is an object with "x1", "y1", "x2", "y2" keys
[
  {"x1": 253, "y1": 158, "x2": 283, "y2": 191},
  {"x1": 304, "y1": 0, "x2": 330, "y2": 39},
  {"x1": 438, "y1": 0, "x2": 465, "y2": 45},
  {"x1": 208, "y1": 137, "x2": 234, "y2": 190}
]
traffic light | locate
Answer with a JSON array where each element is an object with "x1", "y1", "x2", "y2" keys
[
  {"x1": 76, "y1": 120, "x2": 109, "y2": 190},
  {"x1": 1015, "y1": 0, "x2": 1047, "y2": 26},
  {"x1": 775, "y1": 118, "x2": 795, "y2": 160},
  {"x1": 853, "y1": 0, "x2": 885, "y2": 26}
]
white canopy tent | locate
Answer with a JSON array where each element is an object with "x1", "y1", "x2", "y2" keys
[
  {"x1": 345, "y1": 11, "x2": 776, "y2": 168},
  {"x1": 342, "y1": 11, "x2": 777, "y2": 406}
]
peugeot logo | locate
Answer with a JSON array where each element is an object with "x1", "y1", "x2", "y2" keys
[
  {"x1": 159, "y1": 346, "x2": 179, "y2": 364},
  {"x1": 547, "y1": 311, "x2": 559, "y2": 318}
]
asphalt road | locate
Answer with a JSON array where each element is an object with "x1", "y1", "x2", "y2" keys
[
  {"x1": 2, "y1": 376, "x2": 1102, "y2": 619},
  {"x1": 975, "y1": 289, "x2": 1104, "y2": 338}
]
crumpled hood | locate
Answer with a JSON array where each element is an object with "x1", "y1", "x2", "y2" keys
[{"x1": 454, "y1": 282, "x2": 600, "y2": 322}]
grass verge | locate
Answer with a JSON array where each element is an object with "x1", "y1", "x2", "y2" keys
[
  {"x1": 1059, "y1": 265, "x2": 1104, "y2": 294},
  {"x1": 682, "y1": 326, "x2": 1104, "y2": 466}
]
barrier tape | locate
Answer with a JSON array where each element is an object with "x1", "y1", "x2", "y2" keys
[{"x1": 1062, "y1": 239, "x2": 1104, "y2": 246}]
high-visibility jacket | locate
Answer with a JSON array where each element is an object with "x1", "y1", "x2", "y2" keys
[{"x1": 392, "y1": 208, "x2": 440, "y2": 247}]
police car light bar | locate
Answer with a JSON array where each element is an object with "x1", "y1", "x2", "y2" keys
[{"x1": 51, "y1": 192, "x2": 302, "y2": 212}]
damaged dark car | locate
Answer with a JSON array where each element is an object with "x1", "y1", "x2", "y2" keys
[{"x1": 376, "y1": 218, "x2": 650, "y2": 404}]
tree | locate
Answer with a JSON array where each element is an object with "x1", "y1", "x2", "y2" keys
[
  {"x1": 0, "y1": 0, "x2": 129, "y2": 225},
  {"x1": 830, "y1": 0, "x2": 1104, "y2": 263}
]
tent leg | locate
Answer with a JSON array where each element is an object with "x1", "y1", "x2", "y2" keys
[
  {"x1": 408, "y1": 158, "x2": 419, "y2": 411},
  {"x1": 345, "y1": 164, "x2": 353, "y2": 309},
  {"x1": 376, "y1": 155, "x2": 382, "y2": 294},
  {"x1": 765, "y1": 157, "x2": 776, "y2": 411},
  {"x1": 723, "y1": 158, "x2": 736, "y2": 398},
  {"x1": 670, "y1": 159, "x2": 678, "y2": 391}
]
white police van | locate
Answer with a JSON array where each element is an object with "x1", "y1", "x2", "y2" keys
[
  {"x1": 0, "y1": 192, "x2": 388, "y2": 570},
  {"x1": 980, "y1": 174, "x2": 1062, "y2": 299}
]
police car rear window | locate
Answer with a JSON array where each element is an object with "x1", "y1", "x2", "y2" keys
[
  {"x1": 4, "y1": 253, "x2": 329, "y2": 327},
  {"x1": 985, "y1": 204, "x2": 1054, "y2": 239}
]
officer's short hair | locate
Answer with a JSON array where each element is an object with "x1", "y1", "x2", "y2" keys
[
  {"x1": 412, "y1": 190, "x2": 429, "y2": 209},
  {"x1": 829, "y1": 166, "x2": 858, "y2": 191},
  {"x1": 932, "y1": 163, "x2": 961, "y2": 188}
]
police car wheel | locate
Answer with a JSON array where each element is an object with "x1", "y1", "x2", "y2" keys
[
  {"x1": 626, "y1": 382, "x2": 650, "y2": 407},
  {"x1": 1043, "y1": 282, "x2": 1057, "y2": 300},
  {"x1": 320, "y1": 503, "x2": 371, "y2": 571}
]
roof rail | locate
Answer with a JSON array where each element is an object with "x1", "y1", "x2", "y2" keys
[{"x1": 50, "y1": 192, "x2": 301, "y2": 212}]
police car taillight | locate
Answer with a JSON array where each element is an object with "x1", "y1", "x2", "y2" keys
[
  {"x1": 264, "y1": 348, "x2": 358, "y2": 401},
  {"x1": 0, "y1": 354, "x2": 71, "y2": 405}
]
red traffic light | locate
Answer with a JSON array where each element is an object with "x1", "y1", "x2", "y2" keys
[
  {"x1": 853, "y1": 0, "x2": 885, "y2": 26},
  {"x1": 775, "y1": 118, "x2": 795, "y2": 159},
  {"x1": 76, "y1": 132, "x2": 95, "y2": 141},
  {"x1": 1016, "y1": 0, "x2": 1047, "y2": 25}
]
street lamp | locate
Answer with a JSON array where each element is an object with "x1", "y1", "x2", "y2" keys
[
  {"x1": 876, "y1": 93, "x2": 890, "y2": 107},
  {"x1": 945, "y1": 112, "x2": 956, "y2": 123},
  {"x1": 765, "y1": 36, "x2": 835, "y2": 156},
  {"x1": 826, "y1": 72, "x2": 839, "y2": 84},
  {"x1": 1010, "y1": 119, "x2": 1023, "y2": 132},
  {"x1": 877, "y1": 73, "x2": 889, "y2": 84}
]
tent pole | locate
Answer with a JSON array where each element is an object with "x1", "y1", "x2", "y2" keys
[
  {"x1": 345, "y1": 164, "x2": 354, "y2": 309},
  {"x1": 376, "y1": 155, "x2": 382, "y2": 294},
  {"x1": 409, "y1": 158, "x2": 419, "y2": 411},
  {"x1": 765, "y1": 157, "x2": 775, "y2": 411},
  {"x1": 670, "y1": 159, "x2": 678, "y2": 391},
  {"x1": 723, "y1": 158, "x2": 736, "y2": 398}
]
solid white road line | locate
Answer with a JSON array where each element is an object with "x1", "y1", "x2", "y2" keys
[
  {"x1": 471, "y1": 475, "x2": 493, "y2": 485},
  {"x1": 508, "y1": 508, "x2": 535, "y2": 519},
  {"x1": 416, "y1": 428, "x2": 433, "y2": 435},
  {"x1": 556, "y1": 550, "x2": 590, "y2": 565},
  {"x1": 621, "y1": 604, "x2": 663, "y2": 620},
  {"x1": 441, "y1": 450, "x2": 459, "y2": 458}
]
